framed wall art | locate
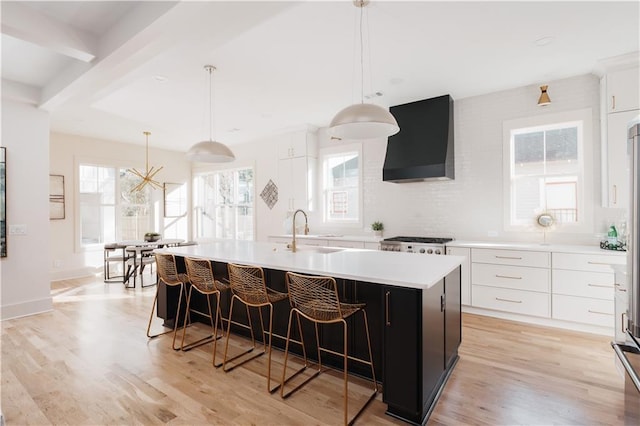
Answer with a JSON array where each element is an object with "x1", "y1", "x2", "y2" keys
[{"x1": 49, "y1": 174, "x2": 65, "y2": 220}]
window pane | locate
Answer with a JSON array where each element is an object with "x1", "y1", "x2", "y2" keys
[
  {"x1": 514, "y1": 132, "x2": 543, "y2": 164},
  {"x1": 238, "y1": 169, "x2": 254, "y2": 205},
  {"x1": 513, "y1": 176, "x2": 542, "y2": 222},
  {"x1": 323, "y1": 150, "x2": 360, "y2": 223},
  {"x1": 194, "y1": 168, "x2": 254, "y2": 240},
  {"x1": 546, "y1": 128, "x2": 577, "y2": 161},
  {"x1": 545, "y1": 178, "x2": 577, "y2": 223}
]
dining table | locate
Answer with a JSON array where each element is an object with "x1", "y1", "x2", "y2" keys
[{"x1": 117, "y1": 239, "x2": 185, "y2": 287}]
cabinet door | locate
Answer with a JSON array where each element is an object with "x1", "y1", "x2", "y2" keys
[
  {"x1": 291, "y1": 156, "x2": 309, "y2": 210},
  {"x1": 279, "y1": 156, "x2": 314, "y2": 212},
  {"x1": 383, "y1": 286, "x2": 422, "y2": 413},
  {"x1": 606, "y1": 110, "x2": 638, "y2": 208},
  {"x1": 278, "y1": 158, "x2": 294, "y2": 211},
  {"x1": 350, "y1": 281, "x2": 382, "y2": 380},
  {"x1": 444, "y1": 267, "x2": 461, "y2": 369},
  {"x1": 446, "y1": 247, "x2": 470, "y2": 305},
  {"x1": 607, "y1": 67, "x2": 640, "y2": 113}
]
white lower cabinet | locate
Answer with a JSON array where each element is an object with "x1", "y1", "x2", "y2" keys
[
  {"x1": 327, "y1": 240, "x2": 365, "y2": 249},
  {"x1": 471, "y1": 248, "x2": 551, "y2": 318},
  {"x1": 468, "y1": 246, "x2": 625, "y2": 330},
  {"x1": 446, "y1": 247, "x2": 470, "y2": 306},
  {"x1": 552, "y1": 295, "x2": 614, "y2": 327},
  {"x1": 551, "y1": 252, "x2": 621, "y2": 328},
  {"x1": 473, "y1": 285, "x2": 550, "y2": 317}
]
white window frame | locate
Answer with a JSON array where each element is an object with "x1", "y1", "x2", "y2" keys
[
  {"x1": 192, "y1": 164, "x2": 256, "y2": 241},
  {"x1": 502, "y1": 108, "x2": 593, "y2": 233},
  {"x1": 319, "y1": 143, "x2": 363, "y2": 227},
  {"x1": 75, "y1": 157, "x2": 156, "y2": 252}
]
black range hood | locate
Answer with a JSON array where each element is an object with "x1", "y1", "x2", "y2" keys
[{"x1": 383, "y1": 94, "x2": 454, "y2": 182}]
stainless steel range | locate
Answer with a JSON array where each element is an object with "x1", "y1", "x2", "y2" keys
[{"x1": 380, "y1": 236, "x2": 454, "y2": 255}]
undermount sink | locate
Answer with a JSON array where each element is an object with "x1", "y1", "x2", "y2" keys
[{"x1": 277, "y1": 245, "x2": 344, "y2": 254}]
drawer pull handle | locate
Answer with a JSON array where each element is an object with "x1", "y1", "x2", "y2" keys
[
  {"x1": 495, "y1": 255, "x2": 522, "y2": 260},
  {"x1": 587, "y1": 261, "x2": 611, "y2": 266},
  {"x1": 495, "y1": 297, "x2": 522, "y2": 304},
  {"x1": 588, "y1": 309, "x2": 613, "y2": 316},
  {"x1": 495, "y1": 274, "x2": 522, "y2": 280},
  {"x1": 587, "y1": 283, "x2": 614, "y2": 289},
  {"x1": 614, "y1": 283, "x2": 628, "y2": 292}
]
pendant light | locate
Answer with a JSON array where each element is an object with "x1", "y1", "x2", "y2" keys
[
  {"x1": 186, "y1": 65, "x2": 235, "y2": 163},
  {"x1": 129, "y1": 131, "x2": 163, "y2": 192},
  {"x1": 329, "y1": 0, "x2": 399, "y2": 140}
]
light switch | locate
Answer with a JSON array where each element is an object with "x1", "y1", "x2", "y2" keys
[{"x1": 8, "y1": 224, "x2": 27, "y2": 235}]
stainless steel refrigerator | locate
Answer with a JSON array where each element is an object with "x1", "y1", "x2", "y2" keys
[
  {"x1": 628, "y1": 120, "x2": 640, "y2": 345},
  {"x1": 612, "y1": 120, "x2": 640, "y2": 423}
]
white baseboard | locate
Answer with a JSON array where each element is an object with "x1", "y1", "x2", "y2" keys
[
  {"x1": 50, "y1": 266, "x2": 100, "y2": 282},
  {"x1": 1, "y1": 297, "x2": 53, "y2": 321},
  {"x1": 462, "y1": 305, "x2": 613, "y2": 337}
]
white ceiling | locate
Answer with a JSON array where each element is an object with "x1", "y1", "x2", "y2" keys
[{"x1": 2, "y1": 1, "x2": 639, "y2": 152}]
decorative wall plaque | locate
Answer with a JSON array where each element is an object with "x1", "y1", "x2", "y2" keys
[{"x1": 260, "y1": 179, "x2": 278, "y2": 210}]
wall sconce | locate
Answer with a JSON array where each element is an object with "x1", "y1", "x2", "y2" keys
[{"x1": 538, "y1": 85, "x2": 551, "y2": 106}]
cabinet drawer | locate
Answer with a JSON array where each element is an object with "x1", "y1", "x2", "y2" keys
[
  {"x1": 472, "y1": 248, "x2": 550, "y2": 268},
  {"x1": 552, "y1": 294, "x2": 614, "y2": 327},
  {"x1": 472, "y1": 285, "x2": 550, "y2": 317},
  {"x1": 552, "y1": 270, "x2": 614, "y2": 300},
  {"x1": 472, "y1": 263, "x2": 550, "y2": 293},
  {"x1": 552, "y1": 252, "x2": 625, "y2": 273}
]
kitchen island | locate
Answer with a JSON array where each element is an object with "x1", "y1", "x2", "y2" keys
[{"x1": 160, "y1": 240, "x2": 463, "y2": 425}]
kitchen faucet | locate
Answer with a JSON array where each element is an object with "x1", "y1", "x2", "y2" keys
[{"x1": 290, "y1": 209, "x2": 309, "y2": 253}]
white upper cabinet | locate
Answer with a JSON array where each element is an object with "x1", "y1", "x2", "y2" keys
[
  {"x1": 601, "y1": 65, "x2": 639, "y2": 208},
  {"x1": 278, "y1": 129, "x2": 318, "y2": 159},
  {"x1": 606, "y1": 109, "x2": 638, "y2": 209},
  {"x1": 277, "y1": 128, "x2": 318, "y2": 212},
  {"x1": 606, "y1": 67, "x2": 640, "y2": 113}
]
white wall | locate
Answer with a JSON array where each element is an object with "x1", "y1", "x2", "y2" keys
[
  {"x1": 49, "y1": 133, "x2": 192, "y2": 280},
  {"x1": 347, "y1": 73, "x2": 620, "y2": 244},
  {"x1": 1, "y1": 100, "x2": 53, "y2": 320}
]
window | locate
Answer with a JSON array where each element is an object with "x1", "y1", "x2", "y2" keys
[
  {"x1": 78, "y1": 164, "x2": 152, "y2": 246},
  {"x1": 321, "y1": 144, "x2": 362, "y2": 225},
  {"x1": 503, "y1": 109, "x2": 592, "y2": 231},
  {"x1": 193, "y1": 167, "x2": 254, "y2": 240}
]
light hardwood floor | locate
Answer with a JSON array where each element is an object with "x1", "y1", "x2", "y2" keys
[{"x1": 1, "y1": 274, "x2": 630, "y2": 425}]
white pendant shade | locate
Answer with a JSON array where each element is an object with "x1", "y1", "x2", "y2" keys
[
  {"x1": 187, "y1": 65, "x2": 235, "y2": 163},
  {"x1": 329, "y1": 103, "x2": 399, "y2": 139},
  {"x1": 186, "y1": 140, "x2": 235, "y2": 163}
]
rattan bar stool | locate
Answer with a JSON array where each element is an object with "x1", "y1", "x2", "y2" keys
[
  {"x1": 222, "y1": 262, "x2": 289, "y2": 393},
  {"x1": 181, "y1": 257, "x2": 229, "y2": 366},
  {"x1": 280, "y1": 271, "x2": 378, "y2": 426},
  {"x1": 146, "y1": 253, "x2": 188, "y2": 350}
]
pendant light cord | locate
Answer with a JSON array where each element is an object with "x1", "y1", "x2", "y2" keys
[
  {"x1": 144, "y1": 131, "x2": 150, "y2": 172},
  {"x1": 359, "y1": 2, "x2": 364, "y2": 104},
  {"x1": 208, "y1": 66, "x2": 213, "y2": 141}
]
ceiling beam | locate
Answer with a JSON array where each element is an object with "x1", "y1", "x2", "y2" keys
[{"x1": 1, "y1": 2, "x2": 97, "y2": 63}]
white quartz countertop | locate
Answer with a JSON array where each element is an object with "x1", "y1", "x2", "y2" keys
[
  {"x1": 447, "y1": 240, "x2": 627, "y2": 256},
  {"x1": 268, "y1": 234, "x2": 382, "y2": 243},
  {"x1": 163, "y1": 240, "x2": 463, "y2": 290}
]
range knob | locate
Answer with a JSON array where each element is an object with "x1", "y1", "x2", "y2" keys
[
  {"x1": 435, "y1": 249, "x2": 442, "y2": 255},
  {"x1": 419, "y1": 248, "x2": 425, "y2": 253},
  {"x1": 395, "y1": 246, "x2": 401, "y2": 252},
  {"x1": 427, "y1": 249, "x2": 433, "y2": 254}
]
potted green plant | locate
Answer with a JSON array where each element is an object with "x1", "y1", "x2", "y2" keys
[
  {"x1": 144, "y1": 232, "x2": 161, "y2": 242},
  {"x1": 371, "y1": 221, "x2": 384, "y2": 237}
]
